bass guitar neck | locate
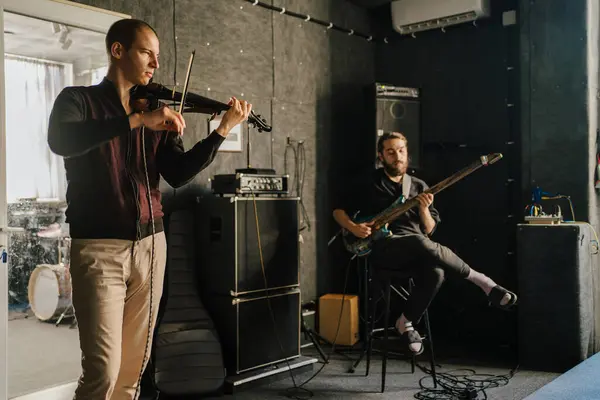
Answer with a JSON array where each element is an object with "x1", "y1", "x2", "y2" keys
[{"x1": 342, "y1": 153, "x2": 503, "y2": 257}]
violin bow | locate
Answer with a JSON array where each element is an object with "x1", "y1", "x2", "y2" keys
[{"x1": 178, "y1": 50, "x2": 195, "y2": 114}]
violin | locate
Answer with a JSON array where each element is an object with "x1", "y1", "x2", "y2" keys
[{"x1": 130, "y1": 81, "x2": 272, "y2": 133}]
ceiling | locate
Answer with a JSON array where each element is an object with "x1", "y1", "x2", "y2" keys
[
  {"x1": 344, "y1": 0, "x2": 393, "y2": 8},
  {"x1": 3, "y1": 11, "x2": 107, "y2": 70}
]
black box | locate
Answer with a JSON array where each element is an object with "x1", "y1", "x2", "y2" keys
[
  {"x1": 373, "y1": 83, "x2": 421, "y2": 169},
  {"x1": 516, "y1": 223, "x2": 600, "y2": 372},
  {"x1": 209, "y1": 288, "x2": 301, "y2": 374},
  {"x1": 195, "y1": 196, "x2": 300, "y2": 296}
]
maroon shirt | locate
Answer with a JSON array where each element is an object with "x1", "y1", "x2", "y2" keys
[{"x1": 48, "y1": 78, "x2": 225, "y2": 240}]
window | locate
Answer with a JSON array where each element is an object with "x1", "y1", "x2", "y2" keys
[
  {"x1": 4, "y1": 54, "x2": 69, "y2": 203},
  {"x1": 4, "y1": 55, "x2": 108, "y2": 203}
]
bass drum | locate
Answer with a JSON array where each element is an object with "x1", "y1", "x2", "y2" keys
[{"x1": 28, "y1": 264, "x2": 72, "y2": 322}]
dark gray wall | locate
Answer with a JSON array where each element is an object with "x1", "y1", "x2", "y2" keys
[
  {"x1": 372, "y1": 0, "x2": 521, "y2": 350},
  {"x1": 369, "y1": 0, "x2": 600, "y2": 354},
  {"x1": 73, "y1": 0, "x2": 375, "y2": 302},
  {"x1": 520, "y1": 0, "x2": 599, "y2": 229},
  {"x1": 65, "y1": 0, "x2": 600, "y2": 356}
]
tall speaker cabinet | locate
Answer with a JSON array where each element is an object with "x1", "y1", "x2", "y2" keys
[
  {"x1": 195, "y1": 196, "x2": 301, "y2": 374},
  {"x1": 516, "y1": 223, "x2": 600, "y2": 372}
]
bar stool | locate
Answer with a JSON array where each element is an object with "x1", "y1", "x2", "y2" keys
[{"x1": 365, "y1": 260, "x2": 438, "y2": 393}]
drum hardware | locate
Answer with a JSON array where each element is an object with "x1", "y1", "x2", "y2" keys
[
  {"x1": 57, "y1": 236, "x2": 71, "y2": 266},
  {"x1": 55, "y1": 301, "x2": 75, "y2": 328},
  {"x1": 55, "y1": 237, "x2": 75, "y2": 327}
]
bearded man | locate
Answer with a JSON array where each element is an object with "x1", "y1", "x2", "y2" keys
[{"x1": 332, "y1": 132, "x2": 517, "y2": 355}]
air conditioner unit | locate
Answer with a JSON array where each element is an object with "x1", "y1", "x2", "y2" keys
[{"x1": 391, "y1": 0, "x2": 491, "y2": 35}]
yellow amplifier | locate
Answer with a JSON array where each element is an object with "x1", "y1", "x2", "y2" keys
[{"x1": 318, "y1": 294, "x2": 359, "y2": 346}]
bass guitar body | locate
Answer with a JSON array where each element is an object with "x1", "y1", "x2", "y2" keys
[{"x1": 341, "y1": 197, "x2": 405, "y2": 257}]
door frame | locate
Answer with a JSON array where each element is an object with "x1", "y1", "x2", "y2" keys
[{"x1": 0, "y1": 1, "x2": 128, "y2": 399}]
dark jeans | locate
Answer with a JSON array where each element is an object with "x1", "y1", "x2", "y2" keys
[{"x1": 370, "y1": 233, "x2": 471, "y2": 323}]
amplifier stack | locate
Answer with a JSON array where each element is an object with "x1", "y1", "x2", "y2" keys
[{"x1": 195, "y1": 195, "x2": 301, "y2": 375}]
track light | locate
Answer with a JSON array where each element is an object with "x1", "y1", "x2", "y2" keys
[
  {"x1": 59, "y1": 30, "x2": 68, "y2": 44},
  {"x1": 61, "y1": 38, "x2": 72, "y2": 50}
]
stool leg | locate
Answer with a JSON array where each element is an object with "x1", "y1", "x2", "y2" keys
[
  {"x1": 423, "y1": 309, "x2": 437, "y2": 388},
  {"x1": 381, "y1": 280, "x2": 391, "y2": 393},
  {"x1": 366, "y1": 279, "x2": 377, "y2": 377},
  {"x1": 364, "y1": 261, "x2": 372, "y2": 376},
  {"x1": 350, "y1": 258, "x2": 371, "y2": 374},
  {"x1": 407, "y1": 278, "x2": 416, "y2": 374}
]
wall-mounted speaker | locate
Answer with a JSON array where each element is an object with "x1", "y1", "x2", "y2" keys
[{"x1": 374, "y1": 83, "x2": 421, "y2": 169}]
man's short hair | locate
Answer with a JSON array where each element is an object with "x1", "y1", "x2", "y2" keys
[
  {"x1": 377, "y1": 131, "x2": 408, "y2": 154},
  {"x1": 105, "y1": 19, "x2": 157, "y2": 54}
]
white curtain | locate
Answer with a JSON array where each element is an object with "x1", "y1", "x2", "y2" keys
[
  {"x1": 77, "y1": 65, "x2": 108, "y2": 86},
  {"x1": 5, "y1": 55, "x2": 67, "y2": 202},
  {"x1": 90, "y1": 66, "x2": 108, "y2": 85}
]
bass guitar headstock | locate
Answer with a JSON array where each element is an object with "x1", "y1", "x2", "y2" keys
[{"x1": 481, "y1": 153, "x2": 503, "y2": 166}]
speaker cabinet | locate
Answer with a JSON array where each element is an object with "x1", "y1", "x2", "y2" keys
[
  {"x1": 195, "y1": 196, "x2": 300, "y2": 296},
  {"x1": 517, "y1": 223, "x2": 600, "y2": 372},
  {"x1": 318, "y1": 294, "x2": 359, "y2": 346},
  {"x1": 374, "y1": 83, "x2": 421, "y2": 169},
  {"x1": 209, "y1": 288, "x2": 301, "y2": 374},
  {"x1": 195, "y1": 195, "x2": 301, "y2": 376}
]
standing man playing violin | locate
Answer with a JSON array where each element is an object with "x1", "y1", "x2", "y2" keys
[
  {"x1": 48, "y1": 18, "x2": 251, "y2": 400},
  {"x1": 333, "y1": 132, "x2": 517, "y2": 356}
]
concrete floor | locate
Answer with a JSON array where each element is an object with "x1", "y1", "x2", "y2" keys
[
  {"x1": 6, "y1": 311, "x2": 560, "y2": 400},
  {"x1": 12, "y1": 351, "x2": 560, "y2": 400},
  {"x1": 8, "y1": 310, "x2": 80, "y2": 399}
]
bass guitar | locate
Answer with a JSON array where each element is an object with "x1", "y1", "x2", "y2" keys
[{"x1": 342, "y1": 153, "x2": 503, "y2": 257}]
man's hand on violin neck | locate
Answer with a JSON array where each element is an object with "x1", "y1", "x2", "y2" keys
[
  {"x1": 130, "y1": 105, "x2": 186, "y2": 135},
  {"x1": 216, "y1": 97, "x2": 252, "y2": 137}
]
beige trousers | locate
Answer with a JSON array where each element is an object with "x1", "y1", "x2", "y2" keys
[{"x1": 70, "y1": 233, "x2": 167, "y2": 400}]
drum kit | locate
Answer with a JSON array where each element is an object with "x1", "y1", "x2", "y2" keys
[
  {"x1": 5, "y1": 200, "x2": 76, "y2": 327},
  {"x1": 27, "y1": 237, "x2": 76, "y2": 328}
]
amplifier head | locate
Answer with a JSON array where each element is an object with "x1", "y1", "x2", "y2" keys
[{"x1": 211, "y1": 173, "x2": 290, "y2": 195}]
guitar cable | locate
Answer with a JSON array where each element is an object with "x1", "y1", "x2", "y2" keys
[
  {"x1": 413, "y1": 363, "x2": 519, "y2": 399},
  {"x1": 132, "y1": 125, "x2": 156, "y2": 400},
  {"x1": 135, "y1": 5, "x2": 180, "y2": 392},
  {"x1": 246, "y1": 190, "x2": 305, "y2": 398},
  {"x1": 283, "y1": 255, "x2": 352, "y2": 398},
  {"x1": 284, "y1": 139, "x2": 311, "y2": 232},
  {"x1": 245, "y1": 188, "x2": 352, "y2": 400}
]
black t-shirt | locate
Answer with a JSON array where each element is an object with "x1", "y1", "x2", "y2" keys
[{"x1": 334, "y1": 168, "x2": 441, "y2": 236}]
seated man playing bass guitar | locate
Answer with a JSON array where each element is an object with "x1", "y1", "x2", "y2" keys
[{"x1": 332, "y1": 132, "x2": 517, "y2": 355}]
